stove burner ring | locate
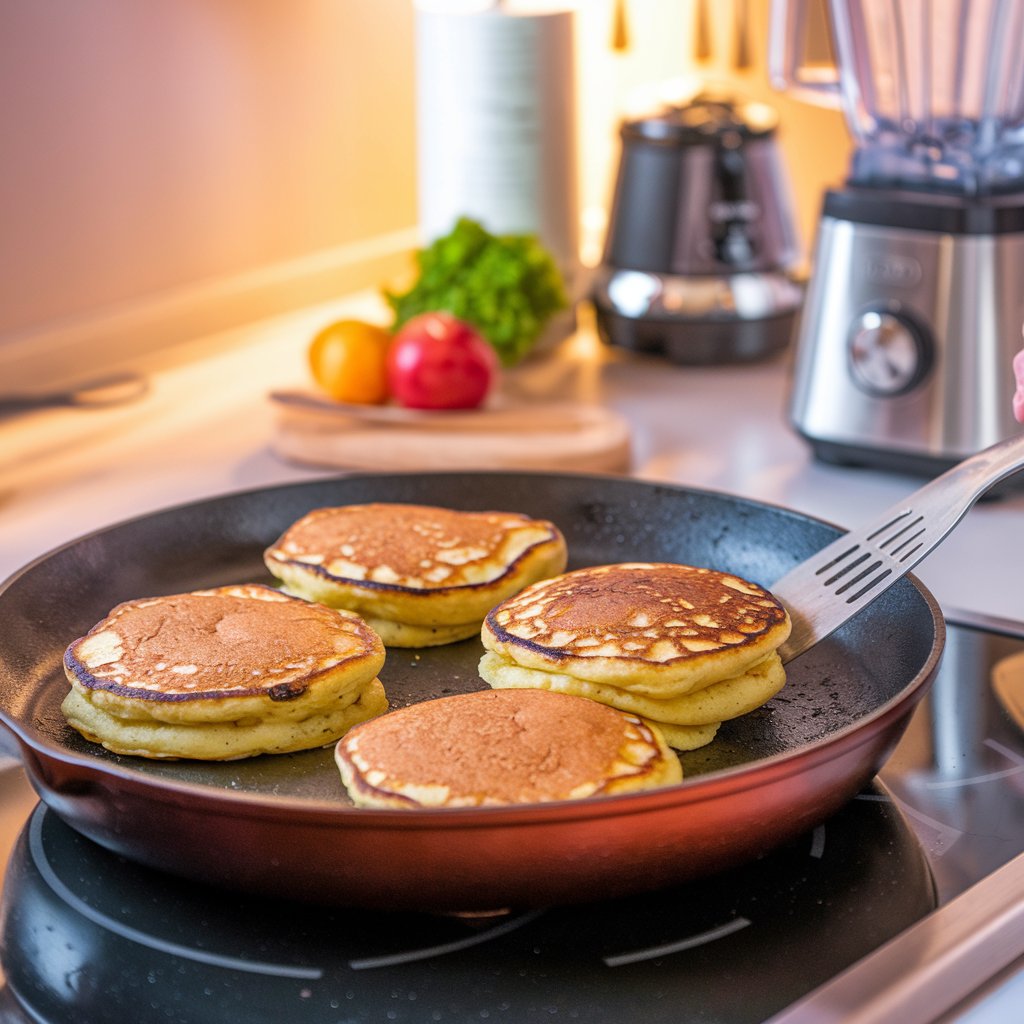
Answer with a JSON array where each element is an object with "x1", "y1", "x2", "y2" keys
[{"x1": 0, "y1": 790, "x2": 935, "y2": 1024}]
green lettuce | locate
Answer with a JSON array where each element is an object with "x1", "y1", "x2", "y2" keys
[{"x1": 384, "y1": 217, "x2": 568, "y2": 366}]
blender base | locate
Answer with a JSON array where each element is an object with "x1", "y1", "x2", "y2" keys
[{"x1": 803, "y1": 434, "x2": 1022, "y2": 497}]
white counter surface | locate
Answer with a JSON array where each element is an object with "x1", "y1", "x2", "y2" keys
[
  {"x1": 1, "y1": 291, "x2": 1023, "y2": 1021},
  {"x1": 2, "y1": 291, "x2": 1022, "y2": 625}
]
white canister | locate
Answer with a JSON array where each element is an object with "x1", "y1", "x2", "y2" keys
[{"x1": 414, "y1": 1, "x2": 580, "y2": 290}]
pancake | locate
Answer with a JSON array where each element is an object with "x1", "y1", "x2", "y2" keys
[
  {"x1": 647, "y1": 720, "x2": 721, "y2": 752},
  {"x1": 264, "y1": 503, "x2": 568, "y2": 647},
  {"x1": 478, "y1": 650, "x2": 786, "y2": 726},
  {"x1": 62, "y1": 680, "x2": 388, "y2": 762},
  {"x1": 479, "y1": 562, "x2": 791, "y2": 750},
  {"x1": 335, "y1": 687, "x2": 682, "y2": 808},
  {"x1": 61, "y1": 583, "x2": 387, "y2": 760}
]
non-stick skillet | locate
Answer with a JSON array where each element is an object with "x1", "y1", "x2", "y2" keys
[{"x1": 0, "y1": 471, "x2": 944, "y2": 912}]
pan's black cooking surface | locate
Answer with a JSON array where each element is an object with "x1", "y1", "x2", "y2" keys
[
  {"x1": 0, "y1": 472, "x2": 944, "y2": 912},
  {"x1": 1, "y1": 612, "x2": 1022, "y2": 1024}
]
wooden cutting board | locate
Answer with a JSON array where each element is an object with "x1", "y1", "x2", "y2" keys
[{"x1": 268, "y1": 390, "x2": 632, "y2": 473}]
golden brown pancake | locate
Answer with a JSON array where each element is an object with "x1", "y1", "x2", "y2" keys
[
  {"x1": 61, "y1": 583, "x2": 387, "y2": 759},
  {"x1": 264, "y1": 503, "x2": 567, "y2": 647},
  {"x1": 479, "y1": 562, "x2": 791, "y2": 750},
  {"x1": 479, "y1": 649, "x2": 786, "y2": 725},
  {"x1": 61, "y1": 682, "x2": 388, "y2": 762},
  {"x1": 335, "y1": 687, "x2": 682, "y2": 808}
]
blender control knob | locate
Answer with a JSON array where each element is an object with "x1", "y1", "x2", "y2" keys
[{"x1": 847, "y1": 309, "x2": 932, "y2": 396}]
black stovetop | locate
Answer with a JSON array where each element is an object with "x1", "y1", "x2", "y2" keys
[{"x1": 0, "y1": 612, "x2": 1022, "y2": 1024}]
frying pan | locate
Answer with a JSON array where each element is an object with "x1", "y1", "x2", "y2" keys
[{"x1": 0, "y1": 472, "x2": 943, "y2": 912}]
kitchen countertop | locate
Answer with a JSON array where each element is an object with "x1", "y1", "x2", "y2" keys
[
  {"x1": 2, "y1": 291, "x2": 1022, "y2": 623},
  {"x1": 1, "y1": 291, "x2": 1023, "y2": 1021}
]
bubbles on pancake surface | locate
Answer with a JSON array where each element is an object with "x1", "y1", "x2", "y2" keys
[
  {"x1": 269, "y1": 503, "x2": 557, "y2": 590},
  {"x1": 490, "y1": 562, "x2": 788, "y2": 662}
]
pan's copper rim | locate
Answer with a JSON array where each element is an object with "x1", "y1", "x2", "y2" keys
[
  {"x1": 4, "y1": 588, "x2": 944, "y2": 829},
  {"x1": 11, "y1": 626, "x2": 941, "y2": 832},
  {"x1": 0, "y1": 470, "x2": 948, "y2": 912}
]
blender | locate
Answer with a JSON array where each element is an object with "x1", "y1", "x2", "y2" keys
[{"x1": 770, "y1": 0, "x2": 1024, "y2": 475}]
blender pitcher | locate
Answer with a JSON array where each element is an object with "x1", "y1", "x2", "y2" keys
[
  {"x1": 768, "y1": 0, "x2": 1024, "y2": 478},
  {"x1": 769, "y1": 0, "x2": 1024, "y2": 194}
]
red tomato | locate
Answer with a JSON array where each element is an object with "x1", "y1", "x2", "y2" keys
[{"x1": 386, "y1": 312, "x2": 498, "y2": 410}]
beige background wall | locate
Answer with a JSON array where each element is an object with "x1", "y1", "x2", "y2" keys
[
  {"x1": 0, "y1": 0, "x2": 849, "y2": 386},
  {"x1": 0, "y1": 1, "x2": 418, "y2": 348}
]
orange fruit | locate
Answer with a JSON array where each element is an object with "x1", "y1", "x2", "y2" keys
[{"x1": 307, "y1": 319, "x2": 392, "y2": 404}]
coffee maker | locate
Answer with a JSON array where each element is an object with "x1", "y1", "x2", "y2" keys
[
  {"x1": 592, "y1": 91, "x2": 804, "y2": 365},
  {"x1": 770, "y1": 0, "x2": 1024, "y2": 475}
]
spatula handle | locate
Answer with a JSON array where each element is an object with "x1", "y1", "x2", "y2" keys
[{"x1": 774, "y1": 432, "x2": 1024, "y2": 663}]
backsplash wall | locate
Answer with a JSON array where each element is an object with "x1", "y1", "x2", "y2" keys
[
  {"x1": 0, "y1": 0, "x2": 848, "y2": 386},
  {"x1": 0, "y1": 1, "x2": 416, "y2": 350}
]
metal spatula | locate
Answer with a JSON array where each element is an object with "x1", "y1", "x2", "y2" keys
[{"x1": 775, "y1": 432, "x2": 1024, "y2": 664}]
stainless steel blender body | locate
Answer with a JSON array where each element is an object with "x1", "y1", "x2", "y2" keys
[
  {"x1": 770, "y1": 0, "x2": 1024, "y2": 473},
  {"x1": 790, "y1": 191, "x2": 1024, "y2": 470}
]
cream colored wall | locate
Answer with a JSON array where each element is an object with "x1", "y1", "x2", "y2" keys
[
  {"x1": 0, "y1": 0, "x2": 417, "y2": 355},
  {"x1": 0, "y1": 0, "x2": 849, "y2": 384}
]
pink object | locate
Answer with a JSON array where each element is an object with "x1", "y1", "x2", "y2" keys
[{"x1": 1014, "y1": 349, "x2": 1024, "y2": 423}]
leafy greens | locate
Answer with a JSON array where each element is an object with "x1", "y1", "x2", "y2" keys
[{"x1": 384, "y1": 217, "x2": 568, "y2": 366}]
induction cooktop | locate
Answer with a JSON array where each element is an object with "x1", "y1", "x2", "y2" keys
[{"x1": 0, "y1": 611, "x2": 1022, "y2": 1024}]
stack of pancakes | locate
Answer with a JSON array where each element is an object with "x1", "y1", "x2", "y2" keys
[
  {"x1": 62, "y1": 584, "x2": 387, "y2": 760},
  {"x1": 264, "y1": 503, "x2": 567, "y2": 647},
  {"x1": 479, "y1": 562, "x2": 791, "y2": 750},
  {"x1": 60, "y1": 501, "x2": 789, "y2": 787},
  {"x1": 335, "y1": 687, "x2": 682, "y2": 808}
]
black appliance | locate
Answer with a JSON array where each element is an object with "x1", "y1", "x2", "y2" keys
[{"x1": 593, "y1": 93, "x2": 803, "y2": 365}]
